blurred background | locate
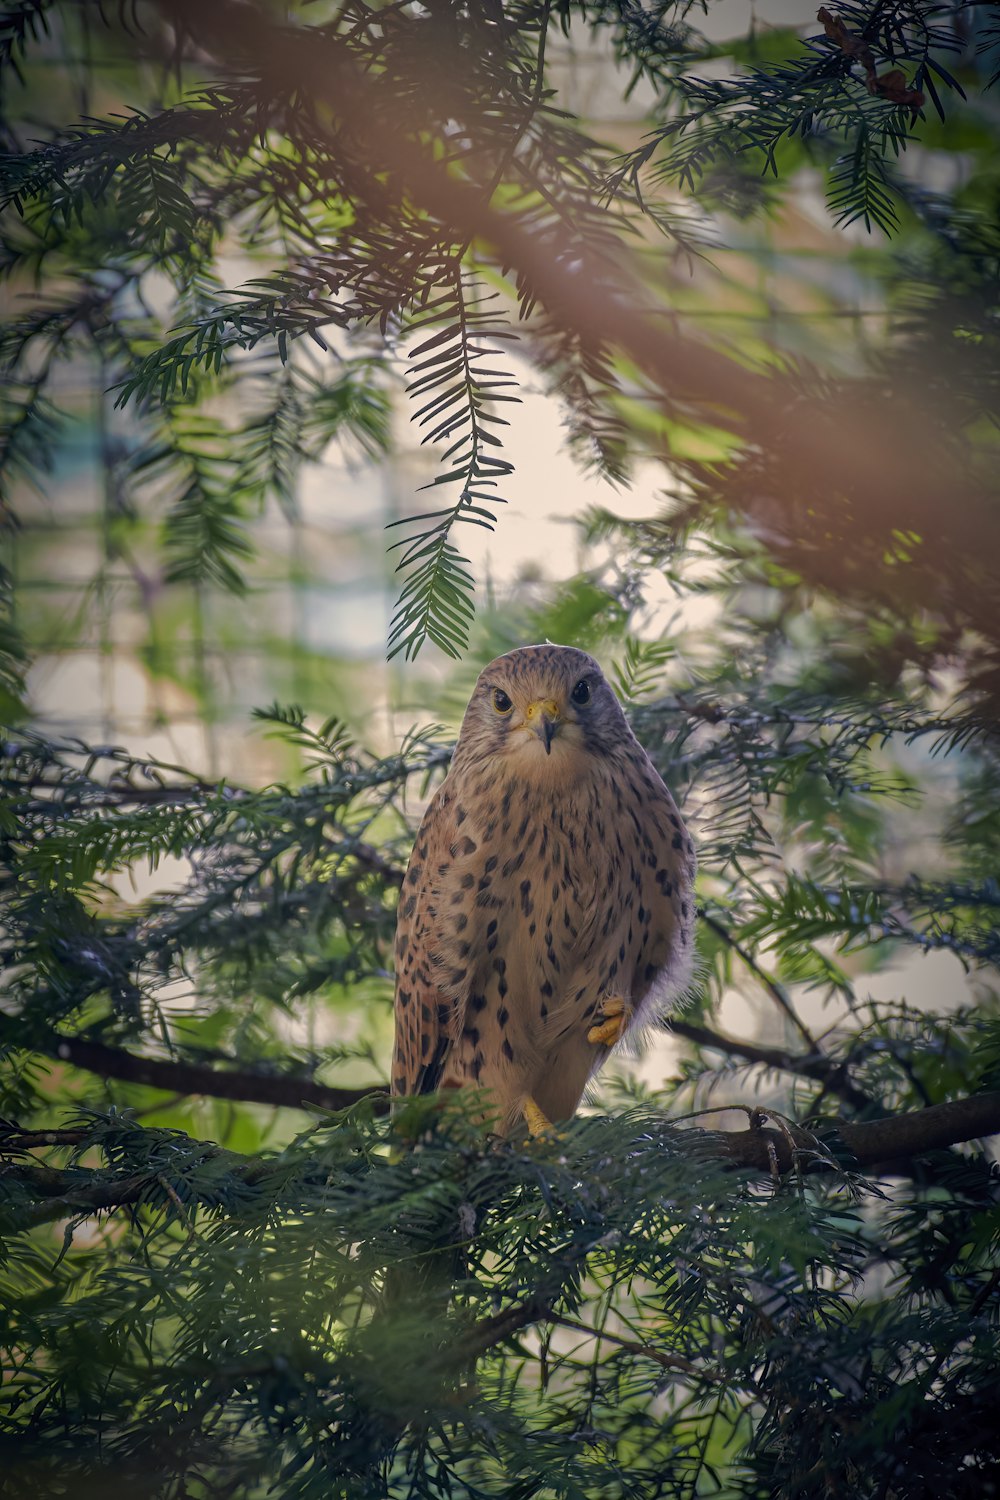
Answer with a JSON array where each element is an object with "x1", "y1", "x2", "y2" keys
[{"x1": 11, "y1": 0, "x2": 905, "y2": 770}]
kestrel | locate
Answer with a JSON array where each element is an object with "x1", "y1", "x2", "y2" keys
[{"x1": 392, "y1": 644, "x2": 696, "y2": 1134}]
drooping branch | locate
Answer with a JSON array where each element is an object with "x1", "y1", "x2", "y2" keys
[
  {"x1": 699, "y1": 911, "x2": 819, "y2": 1051},
  {"x1": 154, "y1": 0, "x2": 996, "y2": 616},
  {"x1": 38, "y1": 1017, "x2": 872, "y2": 1118}
]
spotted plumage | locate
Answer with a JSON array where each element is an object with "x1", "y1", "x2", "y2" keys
[{"x1": 392, "y1": 644, "x2": 696, "y2": 1133}]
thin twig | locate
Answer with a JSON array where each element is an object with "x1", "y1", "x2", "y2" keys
[
  {"x1": 549, "y1": 1313, "x2": 714, "y2": 1381},
  {"x1": 669, "y1": 1017, "x2": 874, "y2": 1112},
  {"x1": 157, "y1": 1172, "x2": 198, "y2": 1241},
  {"x1": 0, "y1": 1128, "x2": 90, "y2": 1148},
  {"x1": 701, "y1": 911, "x2": 818, "y2": 1050}
]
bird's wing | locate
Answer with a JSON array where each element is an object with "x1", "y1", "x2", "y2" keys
[
  {"x1": 629, "y1": 757, "x2": 697, "y2": 1024},
  {"x1": 391, "y1": 784, "x2": 478, "y2": 1097}
]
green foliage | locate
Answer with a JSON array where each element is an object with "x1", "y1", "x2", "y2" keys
[
  {"x1": 613, "y1": 2, "x2": 966, "y2": 236},
  {"x1": 610, "y1": 635, "x2": 675, "y2": 704},
  {"x1": 1, "y1": 1099, "x2": 997, "y2": 1500},
  {"x1": 4, "y1": 563, "x2": 1000, "y2": 1491},
  {"x1": 3, "y1": 0, "x2": 992, "y2": 657},
  {"x1": 387, "y1": 276, "x2": 519, "y2": 659},
  {"x1": 1, "y1": 3, "x2": 999, "y2": 1497}
]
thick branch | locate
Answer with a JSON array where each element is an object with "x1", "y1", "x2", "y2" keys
[
  {"x1": 5, "y1": 1096, "x2": 999, "y2": 1233},
  {"x1": 32, "y1": 1033, "x2": 1000, "y2": 1173},
  {"x1": 458, "y1": 1296, "x2": 551, "y2": 1362},
  {"x1": 0, "y1": 1128, "x2": 89, "y2": 1149},
  {"x1": 1, "y1": 1165, "x2": 153, "y2": 1229},
  {"x1": 714, "y1": 1092, "x2": 1000, "y2": 1174}
]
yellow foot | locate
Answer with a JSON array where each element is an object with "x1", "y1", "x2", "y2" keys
[
  {"x1": 523, "y1": 1097, "x2": 556, "y2": 1137},
  {"x1": 587, "y1": 996, "x2": 631, "y2": 1048}
]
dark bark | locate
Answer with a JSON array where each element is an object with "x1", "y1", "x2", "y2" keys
[
  {"x1": 37, "y1": 1032, "x2": 387, "y2": 1115},
  {"x1": 712, "y1": 1092, "x2": 1000, "y2": 1174}
]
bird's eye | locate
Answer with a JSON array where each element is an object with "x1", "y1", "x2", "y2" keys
[
  {"x1": 492, "y1": 687, "x2": 513, "y2": 715},
  {"x1": 571, "y1": 679, "x2": 591, "y2": 706}
]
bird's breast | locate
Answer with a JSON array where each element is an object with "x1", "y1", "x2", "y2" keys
[{"x1": 465, "y1": 788, "x2": 627, "y2": 1034}]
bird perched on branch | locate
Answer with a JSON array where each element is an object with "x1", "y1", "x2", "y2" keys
[{"x1": 392, "y1": 644, "x2": 695, "y2": 1134}]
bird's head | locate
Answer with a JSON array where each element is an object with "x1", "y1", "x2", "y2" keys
[{"x1": 454, "y1": 644, "x2": 629, "y2": 778}]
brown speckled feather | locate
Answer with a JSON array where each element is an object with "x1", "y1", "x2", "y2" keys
[
  {"x1": 391, "y1": 782, "x2": 476, "y2": 1098},
  {"x1": 392, "y1": 644, "x2": 696, "y2": 1133}
]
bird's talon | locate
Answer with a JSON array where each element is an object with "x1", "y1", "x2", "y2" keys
[
  {"x1": 523, "y1": 1097, "x2": 560, "y2": 1138},
  {"x1": 587, "y1": 996, "x2": 630, "y2": 1048}
]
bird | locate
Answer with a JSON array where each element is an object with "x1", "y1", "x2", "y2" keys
[{"x1": 391, "y1": 643, "x2": 696, "y2": 1135}]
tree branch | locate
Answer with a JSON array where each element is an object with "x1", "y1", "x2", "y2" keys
[
  {"x1": 5, "y1": 1096, "x2": 999, "y2": 1233},
  {"x1": 669, "y1": 1018, "x2": 875, "y2": 1112},
  {"x1": 158, "y1": 0, "x2": 996, "y2": 633},
  {"x1": 699, "y1": 913, "x2": 818, "y2": 1051},
  {"x1": 713, "y1": 1092, "x2": 1000, "y2": 1174},
  {"x1": 39, "y1": 1033, "x2": 387, "y2": 1115},
  {"x1": 0, "y1": 1128, "x2": 89, "y2": 1149},
  {"x1": 29, "y1": 1032, "x2": 1000, "y2": 1176},
  {"x1": 549, "y1": 1313, "x2": 710, "y2": 1380},
  {"x1": 1, "y1": 1167, "x2": 153, "y2": 1230},
  {"x1": 457, "y1": 1296, "x2": 551, "y2": 1361}
]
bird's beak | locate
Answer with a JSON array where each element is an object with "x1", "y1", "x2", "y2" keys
[{"x1": 525, "y1": 699, "x2": 562, "y2": 755}]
